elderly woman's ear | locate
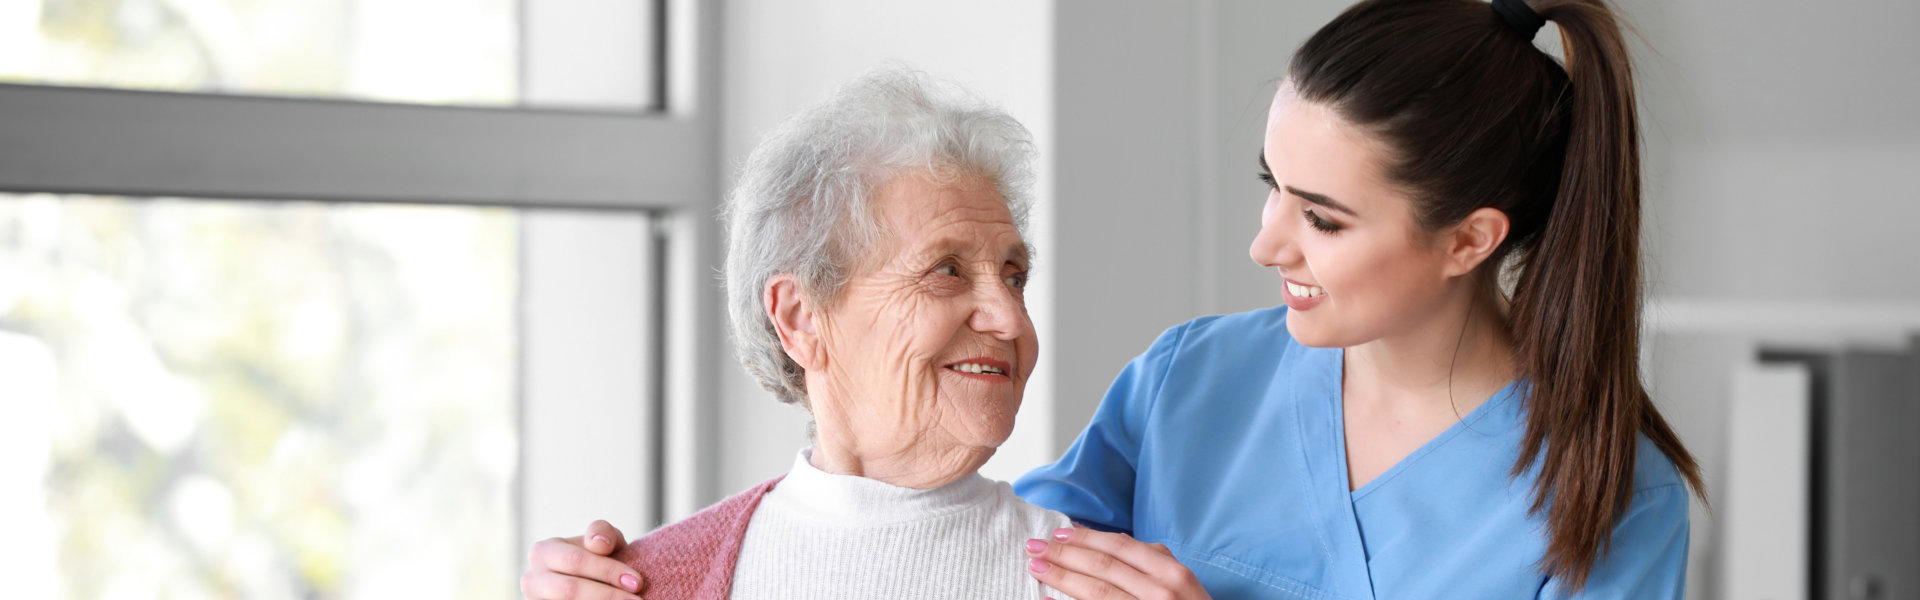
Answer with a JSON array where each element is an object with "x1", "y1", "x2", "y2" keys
[{"x1": 764, "y1": 274, "x2": 825, "y2": 370}]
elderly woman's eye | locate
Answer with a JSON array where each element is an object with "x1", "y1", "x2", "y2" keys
[
  {"x1": 1005, "y1": 273, "x2": 1028, "y2": 289},
  {"x1": 934, "y1": 264, "x2": 960, "y2": 277}
]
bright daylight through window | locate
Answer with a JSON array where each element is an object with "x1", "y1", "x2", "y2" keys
[
  {"x1": 0, "y1": 0, "x2": 516, "y2": 106},
  {"x1": 0, "y1": 195, "x2": 519, "y2": 598}
]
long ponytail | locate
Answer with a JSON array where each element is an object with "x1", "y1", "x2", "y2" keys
[
  {"x1": 1288, "y1": 0, "x2": 1704, "y2": 590},
  {"x1": 1509, "y1": 0, "x2": 1703, "y2": 590}
]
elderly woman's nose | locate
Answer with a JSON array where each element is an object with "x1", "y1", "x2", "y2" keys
[{"x1": 967, "y1": 279, "x2": 1028, "y2": 340}]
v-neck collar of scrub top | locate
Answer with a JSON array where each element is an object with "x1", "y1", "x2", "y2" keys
[{"x1": 1288, "y1": 343, "x2": 1525, "y2": 599}]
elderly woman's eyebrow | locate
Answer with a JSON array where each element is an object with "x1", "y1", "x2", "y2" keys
[
  {"x1": 1009, "y1": 242, "x2": 1032, "y2": 266},
  {"x1": 912, "y1": 236, "x2": 977, "y2": 259},
  {"x1": 911, "y1": 235, "x2": 1030, "y2": 261}
]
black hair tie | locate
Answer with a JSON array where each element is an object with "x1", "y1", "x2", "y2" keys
[{"x1": 1492, "y1": 0, "x2": 1547, "y2": 40}]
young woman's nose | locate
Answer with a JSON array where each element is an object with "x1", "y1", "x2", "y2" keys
[{"x1": 1249, "y1": 197, "x2": 1303, "y2": 268}]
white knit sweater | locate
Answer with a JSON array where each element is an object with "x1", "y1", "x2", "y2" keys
[{"x1": 729, "y1": 450, "x2": 1074, "y2": 600}]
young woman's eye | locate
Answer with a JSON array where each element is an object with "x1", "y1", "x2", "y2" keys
[
  {"x1": 1256, "y1": 171, "x2": 1278, "y2": 190},
  {"x1": 1303, "y1": 208, "x2": 1343, "y2": 233}
]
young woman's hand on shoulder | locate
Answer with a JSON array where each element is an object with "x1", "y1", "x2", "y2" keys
[
  {"x1": 520, "y1": 520, "x2": 645, "y2": 600},
  {"x1": 1027, "y1": 527, "x2": 1211, "y2": 600}
]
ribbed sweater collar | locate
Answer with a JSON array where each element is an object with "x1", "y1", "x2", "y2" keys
[{"x1": 768, "y1": 448, "x2": 997, "y2": 526}]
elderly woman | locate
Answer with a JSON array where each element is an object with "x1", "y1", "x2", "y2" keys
[{"x1": 522, "y1": 70, "x2": 1073, "y2": 600}]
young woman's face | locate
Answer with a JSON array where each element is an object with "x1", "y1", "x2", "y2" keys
[{"x1": 1250, "y1": 85, "x2": 1460, "y2": 348}]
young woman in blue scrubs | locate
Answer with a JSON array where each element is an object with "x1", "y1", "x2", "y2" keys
[
  {"x1": 522, "y1": 0, "x2": 1704, "y2": 597},
  {"x1": 1011, "y1": 0, "x2": 1704, "y2": 597}
]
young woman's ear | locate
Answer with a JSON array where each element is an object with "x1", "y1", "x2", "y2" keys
[
  {"x1": 764, "y1": 275, "x2": 825, "y2": 371},
  {"x1": 1443, "y1": 207, "x2": 1511, "y2": 278}
]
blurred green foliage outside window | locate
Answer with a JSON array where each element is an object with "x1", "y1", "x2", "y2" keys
[{"x1": 0, "y1": 195, "x2": 519, "y2": 599}]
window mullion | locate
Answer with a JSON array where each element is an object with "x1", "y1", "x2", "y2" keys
[{"x1": 0, "y1": 84, "x2": 702, "y2": 209}]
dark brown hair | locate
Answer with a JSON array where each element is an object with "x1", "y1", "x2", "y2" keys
[{"x1": 1288, "y1": 0, "x2": 1703, "y2": 590}]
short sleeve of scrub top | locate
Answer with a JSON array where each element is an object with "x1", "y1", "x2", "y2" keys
[{"x1": 1013, "y1": 306, "x2": 1691, "y2": 600}]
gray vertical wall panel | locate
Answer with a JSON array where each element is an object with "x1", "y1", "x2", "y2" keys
[
  {"x1": 1050, "y1": 0, "x2": 1203, "y2": 450},
  {"x1": 1824, "y1": 349, "x2": 1920, "y2": 600}
]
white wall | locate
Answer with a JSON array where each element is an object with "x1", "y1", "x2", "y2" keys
[
  {"x1": 519, "y1": 212, "x2": 654, "y2": 559},
  {"x1": 712, "y1": 0, "x2": 1055, "y2": 496},
  {"x1": 1633, "y1": 0, "x2": 1920, "y2": 301}
]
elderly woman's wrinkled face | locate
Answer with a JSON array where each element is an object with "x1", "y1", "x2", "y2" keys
[{"x1": 812, "y1": 172, "x2": 1037, "y2": 464}]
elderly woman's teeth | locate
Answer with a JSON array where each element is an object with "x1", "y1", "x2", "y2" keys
[
  {"x1": 949, "y1": 363, "x2": 1006, "y2": 375},
  {"x1": 1286, "y1": 281, "x2": 1325, "y2": 298}
]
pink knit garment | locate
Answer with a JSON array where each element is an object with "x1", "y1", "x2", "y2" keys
[{"x1": 611, "y1": 477, "x2": 783, "y2": 600}]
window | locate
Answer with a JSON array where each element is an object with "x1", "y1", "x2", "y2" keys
[
  {"x1": 0, "y1": 0, "x2": 719, "y2": 597},
  {"x1": 1, "y1": 194, "x2": 518, "y2": 597},
  {"x1": 1, "y1": 0, "x2": 659, "y2": 110}
]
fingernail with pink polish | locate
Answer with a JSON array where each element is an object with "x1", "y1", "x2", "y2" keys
[
  {"x1": 620, "y1": 573, "x2": 639, "y2": 592},
  {"x1": 1025, "y1": 539, "x2": 1045, "y2": 554},
  {"x1": 1029, "y1": 558, "x2": 1051, "y2": 574},
  {"x1": 1052, "y1": 528, "x2": 1072, "y2": 542}
]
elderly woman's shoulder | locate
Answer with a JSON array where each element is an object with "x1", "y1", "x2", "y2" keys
[
  {"x1": 989, "y1": 478, "x2": 1077, "y2": 532},
  {"x1": 610, "y1": 477, "x2": 783, "y2": 598}
]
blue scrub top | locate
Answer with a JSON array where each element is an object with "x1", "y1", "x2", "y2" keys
[{"x1": 1014, "y1": 306, "x2": 1690, "y2": 599}]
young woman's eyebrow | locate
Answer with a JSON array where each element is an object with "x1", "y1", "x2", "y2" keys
[
  {"x1": 1285, "y1": 186, "x2": 1357, "y2": 217},
  {"x1": 1259, "y1": 151, "x2": 1359, "y2": 217}
]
